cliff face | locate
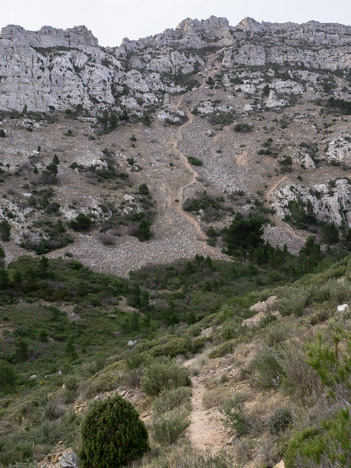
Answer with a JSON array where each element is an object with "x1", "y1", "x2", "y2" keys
[
  {"x1": 1, "y1": 16, "x2": 351, "y2": 271},
  {"x1": 0, "y1": 16, "x2": 351, "y2": 113}
]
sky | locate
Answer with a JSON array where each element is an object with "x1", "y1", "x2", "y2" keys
[{"x1": 1, "y1": 0, "x2": 351, "y2": 46}]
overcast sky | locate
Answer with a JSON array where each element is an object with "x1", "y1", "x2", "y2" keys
[{"x1": 2, "y1": 0, "x2": 351, "y2": 46}]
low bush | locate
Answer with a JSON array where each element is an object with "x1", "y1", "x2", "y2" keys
[
  {"x1": 268, "y1": 407, "x2": 293, "y2": 434},
  {"x1": 285, "y1": 410, "x2": 351, "y2": 467},
  {"x1": 141, "y1": 358, "x2": 190, "y2": 396},
  {"x1": 0, "y1": 360, "x2": 16, "y2": 395},
  {"x1": 250, "y1": 348, "x2": 284, "y2": 389},
  {"x1": 148, "y1": 336, "x2": 191, "y2": 358},
  {"x1": 209, "y1": 340, "x2": 234, "y2": 359},
  {"x1": 281, "y1": 342, "x2": 323, "y2": 404},
  {"x1": 153, "y1": 387, "x2": 192, "y2": 414},
  {"x1": 278, "y1": 288, "x2": 309, "y2": 316},
  {"x1": 152, "y1": 409, "x2": 190, "y2": 445},
  {"x1": 202, "y1": 388, "x2": 230, "y2": 409},
  {"x1": 137, "y1": 441, "x2": 232, "y2": 467},
  {"x1": 221, "y1": 394, "x2": 250, "y2": 436},
  {"x1": 234, "y1": 123, "x2": 253, "y2": 133}
]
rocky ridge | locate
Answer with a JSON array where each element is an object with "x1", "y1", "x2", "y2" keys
[{"x1": 1, "y1": 16, "x2": 351, "y2": 113}]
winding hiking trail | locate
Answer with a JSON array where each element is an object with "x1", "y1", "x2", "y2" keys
[
  {"x1": 184, "y1": 353, "x2": 228, "y2": 454},
  {"x1": 165, "y1": 63, "x2": 225, "y2": 250}
]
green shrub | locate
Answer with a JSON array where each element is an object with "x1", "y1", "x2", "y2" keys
[
  {"x1": 322, "y1": 222, "x2": 339, "y2": 244},
  {"x1": 286, "y1": 409, "x2": 351, "y2": 467},
  {"x1": 278, "y1": 288, "x2": 309, "y2": 316},
  {"x1": 141, "y1": 358, "x2": 190, "y2": 396},
  {"x1": 187, "y1": 156, "x2": 203, "y2": 166},
  {"x1": 136, "y1": 219, "x2": 151, "y2": 242},
  {"x1": 268, "y1": 407, "x2": 293, "y2": 434},
  {"x1": 0, "y1": 360, "x2": 16, "y2": 395},
  {"x1": 69, "y1": 213, "x2": 92, "y2": 232},
  {"x1": 192, "y1": 335, "x2": 208, "y2": 352},
  {"x1": 0, "y1": 219, "x2": 11, "y2": 241},
  {"x1": 64, "y1": 376, "x2": 78, "y2": 392},
  {"x1": 285, "y1": 426, "x2": 321, "y2": 468},
  {"x1": 221, "y1": 395, "x2": 249, "y2": 436},
  {"x1": 234, "y1": 123, "x2": 252, "y2": 133},
  {"x1": 153, "y1": 387, "x2": 192, "y2": 415},
  {"x1": 152, "y1": 409, "x2": 190, "y2": 445},
  {"x1": 148, "y1": 337, "x2": 191, "y2": 358},
  {"x1": 138, "y1": 183, "x2": 149, "y2": 195},
  {"x1": 250, "y1": 348, "x2": 284, "y2": 389},
  {"x1": 80, "y1": 394, "x2": 149, "y2": 467},
  {"x1": 0, "y1": 438, "x2": 33, "y2": 466},
  {"x1": 209, "y1": 340, "x2": 234, "y2": 358}
]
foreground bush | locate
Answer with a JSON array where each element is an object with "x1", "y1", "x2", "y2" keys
[
  {"x1": 80, "y1": 394, "x2": 149, "y2": 467},
  {"x1": 285, "y1": 410, "x2": 351, "y2": 467}
]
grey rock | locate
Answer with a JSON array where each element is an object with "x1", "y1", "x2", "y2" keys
[
  {"x1": 59, "y1": 451, "x2": 78, "y2": 468},
  {"x1": 0, "y1": 16, "x2": 350, "y2": 113}
]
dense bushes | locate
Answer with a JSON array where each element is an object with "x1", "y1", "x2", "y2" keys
[
  {"x1": 80, "y1": 394, "x2": 149, "y2": 467},
  {"x1": 327, "y1": 97, "x2": 351, "y2": 115},
  {"x1": 69, "y1": 213, "x2": 92, "y2": 232},
  {"x1": 285, "y1": 411, "x2": 351, "y2": 468},
  {"x1": 0, "y1": 219, "x2": 11, "y2": 241},
  {"x1": 234, "y1": 123, "x2": 252, "y2": 133},
  {"x1": 140, "y1": 358, "x2": 190, "y2": 396}
]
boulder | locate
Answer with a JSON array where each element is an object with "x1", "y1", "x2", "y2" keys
[{"x1": 59, "y1": 451, "x2": 78, "y2": 468}]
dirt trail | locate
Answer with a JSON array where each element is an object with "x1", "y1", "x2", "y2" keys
[
  {"x1": 167, "y1": 63, "x2": 224, "y2": 247},
  {"x1": 187, "y1": 378, "x2": 227, "y2": 453},
  {"x1": 184, "y1": 354, "x2": 228, "y2": 453}
]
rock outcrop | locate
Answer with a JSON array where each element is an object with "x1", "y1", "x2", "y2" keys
[
  {"x1": 272, "y1": 179, "x2": 351, "y2": 227},
  {"x1": 0, "y1": 17, "x2": 351, "y2": 113}
]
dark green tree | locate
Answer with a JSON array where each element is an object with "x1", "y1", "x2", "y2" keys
[
  {"x1": 322, "y1": 222, "x2": 339, "y2": 245},
  {"x1": 0, "y1": 360, "x2": 16, "y2": 395},
  {"x1": 223, "y1": 213, "x2": 265, "y2": 256},
  {"x1": 69, "y1": 214, "x2": 92, "y2": 232},
  {"x1": 299, "y1": 236, "x2": 322, "y2": 273},
  {"x1": 14, "y1": 339, "x2": 28, "y2": 363},
  {"x1": 0, "y1": 219, "x2": 11, "y2": 241},
  {"x1": 138, "y1": 183, "x2": 150, "y2": 195},
  {"x1": 80, "y1": 394, "x2": 149, "y2": 467},
  {"x1": 136, "y1": 219, "x2": 151, "y2": 242}
]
